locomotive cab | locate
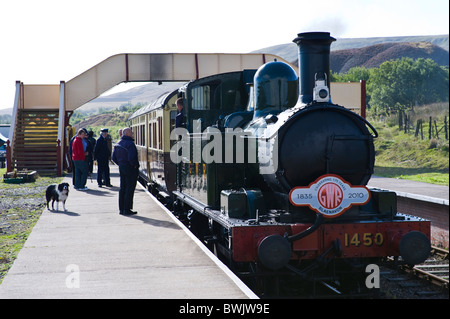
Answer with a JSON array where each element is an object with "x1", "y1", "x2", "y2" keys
[{"x1": 181, "y1": 70, "x2": 256, "y2": 132}]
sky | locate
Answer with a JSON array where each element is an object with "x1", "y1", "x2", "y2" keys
[{"x1": 0, "y1": 0, "x2": 448, "y2": 110}]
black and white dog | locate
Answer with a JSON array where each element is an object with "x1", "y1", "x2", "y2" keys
[{"x1": 46, "y1": 183, "x2": 69, "y2": 212}]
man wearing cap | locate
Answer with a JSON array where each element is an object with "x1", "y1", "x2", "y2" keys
[{"x1": 94, "y1": 128, "x2": 112, "y2": 187}]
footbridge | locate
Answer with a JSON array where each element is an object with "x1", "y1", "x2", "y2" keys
[{"x1": 7, "y1": 53, "x2": 292, "y2": 175}]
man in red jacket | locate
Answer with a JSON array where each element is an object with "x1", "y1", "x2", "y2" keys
[{"x1": 72, "y1": 128, "x2": 89, "y2": 190}]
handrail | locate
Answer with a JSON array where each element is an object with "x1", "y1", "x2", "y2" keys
[{"x1": 57, "y1": 81, "x2": 65, "y2": 176}]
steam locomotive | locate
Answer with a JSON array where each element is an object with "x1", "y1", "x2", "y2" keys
[{"x1": 129, "y1": 32, "x2": 431, "y2": 296}]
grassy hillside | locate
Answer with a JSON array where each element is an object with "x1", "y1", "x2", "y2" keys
[
  {"x1": 70, "y1": 111, "x2": 132, "y2": 142},
  {"x1": 331, "y1": 35, "x2": 449, "y2": 51},
  {"x1": 330, "y1": 41, "x2": 449, "y2": 73},
  {"x1": 370, "y1": 103, "x2": 449, "y2": 185},
  {"x1": 252, "y1": 35, "x2": 449, "y2": 67}
]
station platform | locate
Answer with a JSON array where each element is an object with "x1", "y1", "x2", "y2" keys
[
  {"x1": 0, "y1": 165, "x2": 257, "y2": 299},
  {"x1": 367, "y1": 175, "x2": 449, "y2": 203},
  {"x1": 368, "y1": 175, "x2": 449, "y2": 248}
]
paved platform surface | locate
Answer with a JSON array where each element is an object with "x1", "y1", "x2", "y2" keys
[
  {"x1": 0, "y1": 165, "x2": 256, "y2": 299},
  {"x1": 367, "y1": 176, "x2": 449, "y2": 203}
]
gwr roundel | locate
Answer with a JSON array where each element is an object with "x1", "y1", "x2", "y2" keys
[
  {"x1": 318, "y1": 183, "x2": 343, "y2": 209},
  {"x1": 289, "y1": 174, "x2": 371, "y2": 218}
]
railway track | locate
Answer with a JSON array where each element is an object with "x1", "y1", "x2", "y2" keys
[
  {"x1": 381, "y1": 246, "x2": 449, "y2": 298},
  {"x1": 404, "y1": 246, "x2": 449, "y2": 289}
]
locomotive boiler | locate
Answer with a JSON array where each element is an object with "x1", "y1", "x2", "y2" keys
[{"x1": 130, "y1": 32, "x2": 431, "y2": 296}]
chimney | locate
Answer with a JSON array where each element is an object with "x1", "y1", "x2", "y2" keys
[{"x1": 293, "y1": 32, "x2": 336, "y2": 104}]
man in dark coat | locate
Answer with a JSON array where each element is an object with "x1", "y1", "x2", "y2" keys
[
  {"x1": 175, "y1": 97, "x2": 184, "y2": 128},
  {"x1": 86, "y1": 130, "x2": 96, "y2": 174},
  {"x1": 94, "y1": 128, "x2": 112, "y2": 187},
  {"x1": 112, "y1": 127, "x2": 139, "y2": 215}
]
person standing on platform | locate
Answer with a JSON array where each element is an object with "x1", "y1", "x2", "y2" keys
[
  {"x1": 69, "y1": 127, "x2": 88, "y2": 186},
  {"x1": 112, "y1": 127, "x2": 139, "y2": 215},
  {"x1": 86, "y1": 130, "x2": 96, "y2": 175},
  {"x1": 94, "y1": 128, "x2": 112, "y2": 187},
  {"x1": 72, "y1": 128, "x2": 89, "y2": 190}
]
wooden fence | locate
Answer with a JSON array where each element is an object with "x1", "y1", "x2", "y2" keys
[{"x1": 399, "y1": 112, "x2": 448, "y2": 140}]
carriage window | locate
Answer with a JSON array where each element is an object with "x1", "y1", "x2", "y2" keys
[
  {"x1": 148, "y1": 123, "x2": 152, "y2": 148},
  {"x1": 153, "y1": 123, "x2": 157, "y2": 149},
  {"x1": 135, "y1": 126, "x2": 138, "y2": 145},
  {"x1": 191, "y1": 85, "x2": 210, "y2": 110},
  {"x1": 140, "y1": 124, "x2": 145, "y2": 146},
  {"x1": 158, "y1": 117, "x2": 162, "y2": 150},
  {"x1": 170, "y1": 110, "x2": 177, "y2": 130},
  {"x1": 137, "y1": 126, "x2": 140, "y2": 145},
  {"x1": 169, "y1": 111, "x2": 177, "y2": 148}
]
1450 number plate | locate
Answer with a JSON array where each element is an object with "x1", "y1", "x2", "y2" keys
[{"x1": 344, "y1": 232, "x2": 384, "y2": 247}]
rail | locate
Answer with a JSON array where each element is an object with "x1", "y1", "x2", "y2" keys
[{"x1": 403, "y1": 246, "x2": 449, "y2": 290}]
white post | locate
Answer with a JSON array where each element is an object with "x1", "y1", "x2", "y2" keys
[
  {"x1": 58, "y1": 81, "x2": 65, "y2": 176},
  {"x1": 8, "y1": 81, "x2": 22, "y2": 160}
]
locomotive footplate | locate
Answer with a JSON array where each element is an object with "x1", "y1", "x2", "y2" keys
[{"x1": 232, "y1": 214, "x2": 431, "y2": 267}]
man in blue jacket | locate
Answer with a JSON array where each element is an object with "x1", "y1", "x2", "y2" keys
[{"x1": 112, "y1": 127, "x2": 139, "y2": 215}]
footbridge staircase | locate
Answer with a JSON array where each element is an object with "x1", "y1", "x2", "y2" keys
[{"x1": 13, "y1": 109, "x2": 60, "y2": 174}]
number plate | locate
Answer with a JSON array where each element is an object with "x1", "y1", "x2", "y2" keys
[{"x1": 344, "y1": 232, "x2": 384, "y2": 247}]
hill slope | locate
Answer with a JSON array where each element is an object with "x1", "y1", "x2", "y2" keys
[
  {"x1": 252, "y1": 34, "x2": 449, "y2": 72},
  {"x1": 330, "y1": 41, "x2": 449, "y2": 73},
  {"x1": 74, "y1": 112, "x2": 129, "y2": 129},
  {"x1": 331, "y1": 34, "x2": 449, "y2": 51},
  {"x1": 79, "y1": 82, "x2": 185, "y2": 112}
]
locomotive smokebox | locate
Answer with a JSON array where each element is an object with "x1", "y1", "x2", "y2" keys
[{"x1": 293, "y1": 32, "x2": 336, "y2": 104}]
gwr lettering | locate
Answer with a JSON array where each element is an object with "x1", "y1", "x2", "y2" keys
[
  {"x1": 318, "y1": 183, "x2": 343, "y2": 209},
  {"x1": 289, "y1": 175, "x2": 370, "y2": 218}
]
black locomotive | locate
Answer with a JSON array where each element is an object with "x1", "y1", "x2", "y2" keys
[{"x1": 129, "y1": 32, "x2": 431, "y2": 296}]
